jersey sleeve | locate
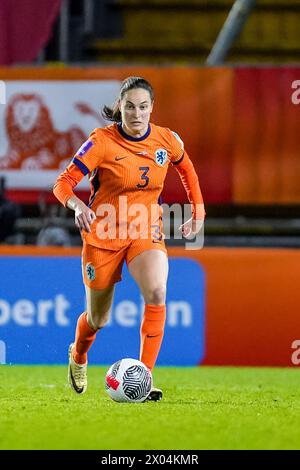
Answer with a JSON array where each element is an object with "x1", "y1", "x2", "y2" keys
[
  {"x1": 168, "y1": 129, "x2": 205, "y2": 219},
  {"x1": 53, "y1": 162, "x2": 85, "y2": 207},
  {"x1": 53, "y1": 128, "x2": 104, "y2": 207},
  {"x1": 169, "y1": 130, "x2": 185, "y2": 164},
  {"x1": 72, "y1": 128, "x2": 105, "y2": 175},
  {"x1": 173, "y1": 150, "x2": 206, "y2": 220}
]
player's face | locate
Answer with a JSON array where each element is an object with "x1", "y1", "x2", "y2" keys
[{"x1": 119, "y1": 88, "x2": 153, "y2": 137}]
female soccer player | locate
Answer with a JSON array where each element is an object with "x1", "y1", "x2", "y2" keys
[{"x1": 53, "y1": 76, "x2": 205, "y2": 401}]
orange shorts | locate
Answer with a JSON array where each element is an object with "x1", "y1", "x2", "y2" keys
[{"x1": 82, "y1": 238, "x2": 167, "y2": 290}]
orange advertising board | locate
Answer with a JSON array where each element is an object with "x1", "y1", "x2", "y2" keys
[
  {"x1": 1, "y1": 245, "x2": 299, "y2": 367},
  {"x1": 168, "y1": 247, "x2": 300, "y2": 367}
]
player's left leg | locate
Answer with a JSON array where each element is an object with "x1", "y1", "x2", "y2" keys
[{"x1": 127, "y1": 247, "x2": 168, "y2": 401}]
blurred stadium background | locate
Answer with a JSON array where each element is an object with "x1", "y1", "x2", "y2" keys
[{"x1": 1, "y1": 0, "x2": 300, "y2": 450}]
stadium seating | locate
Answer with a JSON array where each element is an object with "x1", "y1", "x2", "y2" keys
[{"x1": 86, "y1": 0, "x2": 300, "y2": 63}]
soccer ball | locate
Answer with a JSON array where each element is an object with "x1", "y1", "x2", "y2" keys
[{"x1": 105, "y1": 358, "x2": 152, "y2": 403}]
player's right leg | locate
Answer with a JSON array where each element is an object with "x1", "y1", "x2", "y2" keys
[
  {"x1": 68, "y1": 243, "x2": 124, "y2": 394},
  {"x1": 68, "y1": 286, "x2": 115, "y2": 394}
]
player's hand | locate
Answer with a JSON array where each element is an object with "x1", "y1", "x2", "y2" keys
[
  {"x1": 74, "y1": 202, "x2": 96, "y2": 233},
  {"x1": 178, "y1": 217, "x2": 204, "y2": 239}
]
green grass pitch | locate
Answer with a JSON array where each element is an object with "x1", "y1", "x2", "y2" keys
[{"x1": 1, "y1": 365, "x2": 300, "y2": 450}]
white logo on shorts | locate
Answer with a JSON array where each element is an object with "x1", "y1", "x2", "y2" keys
[{"x1": 86, "y1": 263, "x2": 95, "y2": 281}]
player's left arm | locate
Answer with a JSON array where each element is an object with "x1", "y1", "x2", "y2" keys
[{"x1": 170, "y1": 131, "x2": 206, "y2": 237}]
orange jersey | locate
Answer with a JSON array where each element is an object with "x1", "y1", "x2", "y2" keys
[{"x1": 53, "y1": 122, "x2": 205, "y2": 250}]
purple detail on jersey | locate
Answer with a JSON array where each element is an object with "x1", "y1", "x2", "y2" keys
[
  {"x1": 76, "y1": 140, "x2": 93, "y2": 157},
  {"x1": 88, "y1": 168, "x2": 100, "y2": 207},
  {"x1": 72, "y1": 157, "x2": 90, "y2": 175},
  {"x1": 117, "y1": 123, "x2": 151, "y2": 142},
  {"x1": 172, "y1": 152, "x2": 184, "y2": 166}
]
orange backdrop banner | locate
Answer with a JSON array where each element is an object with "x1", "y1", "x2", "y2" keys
[
  {"x1": 233, "y1": 67, "x2": 300, "y2": 204},
  {"x1": 0, "y1": 66, "x2": 234, "y2": 204},
  {"x1": 1, "y1": 66, "x2": 300, "y2": 204}
]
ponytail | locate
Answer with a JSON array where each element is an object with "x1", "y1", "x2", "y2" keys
[{"x1": 102, "y1": 102, "x2": 121, "y2": 122}]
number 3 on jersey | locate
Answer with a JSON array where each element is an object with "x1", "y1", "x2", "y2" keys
[{"x1": 137, "y1": 166, "x2": 149, "y2": 188}]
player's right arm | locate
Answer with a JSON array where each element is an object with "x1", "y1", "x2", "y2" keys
[
  {"x1": 67, "y1": 192, "x2": 96, "y2": 234},
  {"x1": 53, "y1": 130, "x2": 104, "y2": 233}
]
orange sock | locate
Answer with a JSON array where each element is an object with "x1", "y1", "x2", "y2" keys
[
  {"x1": 73, "y1": 312, "x2": 97, "y2": 364},
  {"x1": 140, "y1": 304, "x2": 166, "y2": 371}
]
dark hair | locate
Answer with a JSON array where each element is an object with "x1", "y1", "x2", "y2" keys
[{"x1": 102, "y1": 76, "x2": 154, "y2": 122}]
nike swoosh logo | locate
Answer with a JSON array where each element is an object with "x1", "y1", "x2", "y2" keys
[
  {"x1": 146, "y1": 334, "x2": 160, "y2": 338},
  {"x1": 115, "y1": 156, "x2": 130, "y2": 161},
  {"x1": 69, "y1": 368, "x2": 84, "y2": 393}
]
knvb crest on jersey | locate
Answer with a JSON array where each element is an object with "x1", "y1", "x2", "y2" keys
[{"x1": 155, "y1": 148, "x2": 168, "y2": 167}]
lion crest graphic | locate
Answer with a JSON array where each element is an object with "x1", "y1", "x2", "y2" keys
[{"x1": 0, "y1": 93, "x2": 104, "y2": 170}]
